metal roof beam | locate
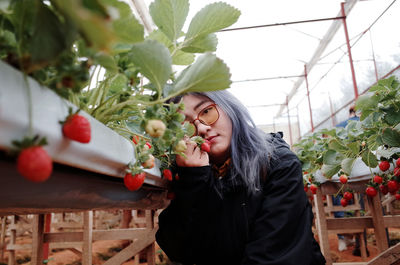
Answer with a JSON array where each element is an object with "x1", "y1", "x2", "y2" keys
[{"x1": 275, "y1": 0, "x2": 359, "y2": 118}]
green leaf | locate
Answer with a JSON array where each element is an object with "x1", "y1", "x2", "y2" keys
[
  {"x1": 53, "y1": 0, "x2": 115, "y2": 52},
  {"x1": 347, "y1": 142, "x2": 359, "y2": 156},
  {"x1": 341, "y1": 158, "x2": 356, "y2": 175},
  {"x1": 321, "y1": 164, "x2": 341, "y2": 179},
  {"x1": 167, "y1": 53, "x2": 231, "y2": 96},
  {"x1": 129, "y1": 40, "x2": 172, "y2": 92},
  {"x1": 108, "y1": 73, "x2": 128, "y2": 93},
  {"x1": 383, "y1": 105, "x2": 400, "y2": 126},
  {"x1": 361, "y1": 149, "x2": 378, "y2": 168},
  {"x1": 328, "y1": 139, "x2": 347, "y2": 154},
  {"x1": 149, "y1": 0, "x2": 189, "y2": 42},
  {"x1": 382, "y1": 127, "x2": 400, "y2": 147},
  {"x1": 93, "y1": 52, "x2": 118, "y2": 73},
  {"x1": 323, "y1": 149, "x2": 339, "y2": 165},
  {"x1": 147, "y1": 29, "x2": 172, "y2": 47},
  {"x1": 181, "y1": 33, "x2": 217, "y2": 53},
  {"x1": 172, "y1": 49, "x2": 195, "y2": 65},
  {"x1": 102, "y1": 0, "x2": 144, "y2": 44},
  {"x1": 185, "y1": 2, "x2": 240, "y2": 41},
  {"x1": 29, "y1": 1, "x2": 74, "y2": 63}
]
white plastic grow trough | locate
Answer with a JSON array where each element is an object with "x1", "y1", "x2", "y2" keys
[{"x1": 0, "y1": 61, "x2": 168, "y2": 214}]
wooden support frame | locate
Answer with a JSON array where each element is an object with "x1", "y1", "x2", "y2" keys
[
  {"x1": 5, "y1": 210, "x2": 160, "y2": 265},
  {"x1": 313, "y1": 179, "x2": 400, "y2": 265}
]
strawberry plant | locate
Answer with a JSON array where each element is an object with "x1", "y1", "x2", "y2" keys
[
  {"x1": 295, "y1": 76, "x2": 400, "y2": 196},
  {"x1": 1, "y1": 0, "x2": 241, "y2": 188}
]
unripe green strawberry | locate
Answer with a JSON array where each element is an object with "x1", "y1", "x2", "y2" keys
[
  {"x1": 174, "y1": 140, "x2": 187, "y2": 153},
  {"x1": 145, "y1": 120, "x2": 166, "y2": 138},
  {"x1": 142, "y1": 154, "x2": 155, "y2": 169},
  {"x1": 17, "y1": 146, "x2": 53, "y2": 182}
]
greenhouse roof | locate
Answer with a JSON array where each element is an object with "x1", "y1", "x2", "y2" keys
[{"x1": 138, "y1": 0, "x2": 400, "y2": 130}]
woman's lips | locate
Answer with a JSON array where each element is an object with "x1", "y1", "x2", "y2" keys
[{"x1": 207, "y1": 136, "x2": 217, "y2": 144}]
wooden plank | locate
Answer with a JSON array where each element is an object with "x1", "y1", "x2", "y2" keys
[
  {"x1": 7, "y1": 216, "x2": 16, "y2": 265},
  {"x1": 102, "y1": 228, "x2": 157, "y2": 265},
  {"x1": 366, "y1": 243, "x2": 400, "y2": 265},
  {"x1": 314, "y1": 189, "x2": 332, "y2": 265},
  {"x1": 146, "y1": 210, "x2": 156, "y2": 265},
  {"x1": 66, "y1": 248, "x2": 82, "y2": 257},
  {"x1": 383, "y1": 216, "x2": 400, "y2": 228},
  {"x1": 1, "y1": 217, "x2": 6, "y2": 261},
  {"x1": 325, "y1": 205, "x2": 363, "y2": 212},
  {"x1": 82, "y1": 211, "x2": 93, "y2": 265},
  {"x1": 43, "y1": 228, "x2": 150, "y2": 242},
  {"x1": 326, "y1": 217, "x2": 373, "y2": 230},
  {"x1": 31, "y1": 215, "x2": 45, "y2": 265},
  {"x1": 368, "y1": 195, "x2": 389, "y2": 252}
]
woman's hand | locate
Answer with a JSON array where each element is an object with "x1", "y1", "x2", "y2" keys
[{"x1": 176, "y1": 138, "x2": 209, "y2": 167}]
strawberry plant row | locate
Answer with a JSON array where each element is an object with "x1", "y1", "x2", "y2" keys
[
  {"x1": 0, "y1": 0, "x2": 241, "y2": 192},
  {"x1": 295, "y1": 76, "x2": 400, "y2": 201}
]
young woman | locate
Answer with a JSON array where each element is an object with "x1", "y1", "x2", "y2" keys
[{"x1": 156, "y1": 91, "x2": 326, "y2": 265}]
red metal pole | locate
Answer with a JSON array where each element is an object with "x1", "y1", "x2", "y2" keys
[
  {"x1": 341, "y1": 2, "x2": 359, "y2": 99},
  {"x1": 304, "y1": 65, "x2": 314, "y2": 132},
  {"x1": 286, "y1": 96, "x2": 293, "y2": 146}
]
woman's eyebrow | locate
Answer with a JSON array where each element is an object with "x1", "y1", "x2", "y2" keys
[{"x1": 193, "y1": 100, "x2": 213, "y2": 111}]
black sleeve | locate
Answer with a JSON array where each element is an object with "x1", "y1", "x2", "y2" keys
[
  {"x1": 155, "y1": 166, "x2": 214, "y2": 263},
  {"x1": 242, "y1": 138, "x2": 326, "y2": 265}
]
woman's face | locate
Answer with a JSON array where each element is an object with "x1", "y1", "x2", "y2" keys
[{"x1": 182, "y1": 94, "x2": 232, "y2": 164}]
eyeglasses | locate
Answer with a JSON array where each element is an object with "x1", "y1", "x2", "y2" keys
[{"x1": 190, "y1": 104, "x2": 220, "y2": 134}]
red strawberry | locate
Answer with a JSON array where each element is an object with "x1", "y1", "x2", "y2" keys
[
  {"x1": 340, "y1": 198, "x2": 348, "y2": 207},
  {"x1": 394, "y1": 167, "x2": 400, "y2": 177},
  {"x1": 62, "y1": 114, "x2": 91, "y2": 143},
  {"x1": 380, "y1": 185, "x2": 389, "y2": 195},
  {"x1": 163, "y1": 169, "x2": 173, "y2": 181},
  {"x1": 373, "y1": 175, "x2": 383, "y2": 184},
  {"x1": 17, "y1": 146, "x2": 53, "y2": 182},
  {"x1": 339, "y1": 175, "x2": 348, "y2": 184},
  {"x1": 145, "y1": 142, "x2": 152, "y2": 149},
  {"x1": 175, "y1": 173, "x2": 180, "y2": 181},
  {"x1": 388, "y1": 180, "x2": 398, "y2": 193},
  {"x1": 200, "y1": 140, "x2": 211, "y2": 153},
  {"x1": 396, "y1": 158, "x2": 400, "y2": 168},
  {"x1": 343, "y1": 191, "x2": 353, "y2": 201},
  {"x1": 310, "y1": 184, "x2": 318, "y2": 195},
  {"x1": 366, "y1": 186, "x2": 377, "y2": 197},
  {"x1": 379, "y1": 161, "x2": 390, "y2": 172},
  {"x1": 124, "y1": 172, "x2": 146, "y2": 191},
  {"x1": 304, "y1": 185, "x2": 309, "y2": 192},
  {"x1": 395, "y1": 193, "x2": 400, "y2": 200},
  {"x1": 132, "y1": 135, "x2": 140, "y2": 144}
]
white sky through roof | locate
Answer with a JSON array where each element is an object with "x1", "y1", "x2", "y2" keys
[{"x1": 141, "y1": 0, "x2": 400, "y2": 126}]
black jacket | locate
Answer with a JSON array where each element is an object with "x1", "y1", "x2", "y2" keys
[{"x1": 156, "y1": 133, "x2": 326, "y2": 265}]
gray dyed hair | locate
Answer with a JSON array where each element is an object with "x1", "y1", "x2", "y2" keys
[{"x1": 191, "y1": 90, "x2": 275, "y2": 194}]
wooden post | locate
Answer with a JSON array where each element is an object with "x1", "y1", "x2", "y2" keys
[
  {"x1": 145, "y1": 210, "x2": 156, "y2": 265},
  {"x1": 1, "y1": 216, "x2": 6, "y2": 262},
  {"x1": 31, "y1": 214, "x2": 45, "y2": 265},
  {"x1": 82, "y1": 211, "x2": 93, "y2": 265},
  {"x1": 7, "y1": 216, "x2": 16, "y2": 265},
  {"x1": 314, "y1": 188, "x2": 332, "y2": 265},
  {"x1": 368, "y1": 195, "x2": 389, "y2": 252}
]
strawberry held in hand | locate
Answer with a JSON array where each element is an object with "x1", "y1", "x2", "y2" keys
[
  {"x1": 62, "y1": 112, "x2": 91, "y2": 143},
  {"x1": 200, "y1": 140, "x2": 211, "y2": 153}
]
